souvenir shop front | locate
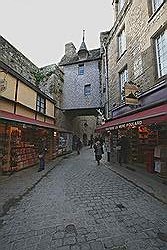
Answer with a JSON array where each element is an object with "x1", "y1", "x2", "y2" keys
[
  {"x1": 0, "y1": 114, "x2": 56, "y2": 173},
  {"x1": 53, "y1": 130, "x2": 73, "y2": 156},
  {"x1": 96, "y1": 103, "x2": 167, "y2": 177}
]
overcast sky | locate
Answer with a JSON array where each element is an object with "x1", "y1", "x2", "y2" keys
[{"x1": 1, "y1": 0, "x2": 114, "y2": 67}]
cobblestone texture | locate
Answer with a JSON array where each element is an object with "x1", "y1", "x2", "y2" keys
[{"x1": 0, "y1": 148, "x2": 167, "y2": 249}]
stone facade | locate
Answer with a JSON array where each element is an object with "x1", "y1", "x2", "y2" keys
[
  {"x1": 62, "y1": 61, "x2": 101, "y2": 110},
  {"x1": 39, "y1": 64, "x2": 63, "y2": 106},
  {"x1": 0, "y1": 36, "x2": 38, "y2": 84},
  {"x1": 102, "y1": 0, "x2": 167, "y2": 117}
]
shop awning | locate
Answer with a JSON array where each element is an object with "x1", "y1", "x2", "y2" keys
[
  {"x1": 96, "y1": 103, "x2": 167, "y2": 131},
  {"x1": 0, "y1": 110, "x2": 57, "y2": 129}
]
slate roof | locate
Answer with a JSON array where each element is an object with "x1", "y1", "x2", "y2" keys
[{"x1": 59, "y1": 48, "x2": 101, "y2": 66}]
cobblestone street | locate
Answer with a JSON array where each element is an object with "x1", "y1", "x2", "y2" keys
[{"x1": 0, "y1": 148, "x2": 167, "y2": 250}]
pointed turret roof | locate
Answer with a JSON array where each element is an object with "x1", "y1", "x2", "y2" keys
[
  {"x1": 79, "y1": 40, "x2": 88, "y2": 51},
  {"x1": 78, "y1": 30, "x2": 89, "y2": 58},
  {"x1": 59, "y1": 30, "x2": 100, "y2": 66}
]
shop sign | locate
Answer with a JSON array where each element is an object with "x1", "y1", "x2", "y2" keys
[
  {"x1": 0, "y1": 78, "x2": 7, "y2": 93},
  {"x1": 124, "y1": 83, "x2": 139, "y2": 105},
  {"x1": 106, "y1": 120, "x2": 143, "y2": 131}
]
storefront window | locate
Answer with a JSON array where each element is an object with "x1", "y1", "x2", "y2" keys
[{"x1": 0, "y1": 122, "x2": 53, "y2": 172}]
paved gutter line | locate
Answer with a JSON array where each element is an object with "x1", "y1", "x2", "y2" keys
[{"x1": 103, "y1": 162, "x2": 167, "y2": 205}]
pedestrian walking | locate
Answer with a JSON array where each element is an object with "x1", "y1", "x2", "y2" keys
[
  {"x1": 76, "y1": 137, "x2": 82, "y2": 155},
  {"x1": 89, "y1": 134, "x2": 94, "y2": 148},
  {"x1": 93, "y1": 140, "x2": 104, "y2": 165},
  {"x1": 38, "y1": 142, "x2": 47, "y2": 172}
]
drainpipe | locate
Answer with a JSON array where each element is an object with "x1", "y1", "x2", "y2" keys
[{"x1": 102, "y1": 43, "x2": 109, "y2": 120}]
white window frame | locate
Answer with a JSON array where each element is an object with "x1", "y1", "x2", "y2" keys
[
  {"x1": 36, "y1": 95, "x2": 45, "y2": 113},
  {"x1": 155, "y1": 29, "x2": 167, "y2": 78},
  {"x1": 118, "y1": 27, "x2": 126, "y2": 57},
  {"x1": 152, "y1": 0, "x2": 164, "y2": 12},
  {"x1": 119, "y1": 67, "x2": 128, "y2": 101}
]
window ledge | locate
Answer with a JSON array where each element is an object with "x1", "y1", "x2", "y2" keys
[{"x1": 117, "y1": 50, "x2": 127, "y2": 62}]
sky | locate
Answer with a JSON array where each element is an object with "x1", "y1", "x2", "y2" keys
[{"x1": 1, "y1": 0, "x2": 114, "y2": 67}]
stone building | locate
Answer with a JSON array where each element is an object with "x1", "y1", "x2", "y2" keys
[
  {"x1": 0, "y1": 36, "x2": 73, "y2": 172},
  {"x1": 0, "y1": 35, "x2": 72, "y2": 132},
  {"x1": 100, "y1": 0, "x2": 167, "y2": 117},
  {"x1": 97, "y1": 0, "x2": 167, "y2": 176},
  {"x1": 0, "y1": 36, "x2": 38, "y2": 85},
  {"x1": 59, "y1": 33, "x2": 102, "y2": 143}
]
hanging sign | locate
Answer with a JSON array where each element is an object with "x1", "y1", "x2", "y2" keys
[{"x1": 124, "y1": 83, "x2": 139, "y2": 105}]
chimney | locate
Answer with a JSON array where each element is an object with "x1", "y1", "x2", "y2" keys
[{"x1": 65, "y1": 42, "x2": 76, "y2": 57}]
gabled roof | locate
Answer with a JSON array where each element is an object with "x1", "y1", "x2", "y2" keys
[{"x1": 59, "y1": 48, "x2": 101, "y2": 66}]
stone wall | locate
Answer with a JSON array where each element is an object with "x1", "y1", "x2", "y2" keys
[
  {"x1": 39, "y1": 64, "x2": 63, "y2": 104},
  {"x1": 0, "y1": 36, "x2": 38, "y2": 84}
]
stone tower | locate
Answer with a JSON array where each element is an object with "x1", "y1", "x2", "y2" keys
[
  {"x1": 59, "y1": 31, "x2": 101, "y2": 113},
  {"x1": 59, "y1": 31, "x2": 102, "y2": 142}
]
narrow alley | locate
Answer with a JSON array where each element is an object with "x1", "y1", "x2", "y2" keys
[{"x1": 0, "y1": 147, "x2": 167, "y2": 250}]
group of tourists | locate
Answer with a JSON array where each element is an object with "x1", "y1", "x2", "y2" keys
[
  {"x1": 91, "y1": 134, "x2": 129, "y2": 166},
  {"x1": 37, "y1": 133, "x2": 129, "y2": 171}
]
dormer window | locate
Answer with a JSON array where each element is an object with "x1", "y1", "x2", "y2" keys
[{"x1": 78, "y1": 64, "x2": 84, "y2": 75}]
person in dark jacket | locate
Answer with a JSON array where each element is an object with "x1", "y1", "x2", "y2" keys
[
  {"x1": 76, "y1": 137, "x2": 82, "y2": 155},
  {"x1": 117, "y1": 135, "x2": 129, "y2": 165},
  {"x1": 93, "y1": 140, "x2": 104, "y2": 165},
  {"x1": 89, "y1": 134, "x2": 94, "y2": 148}
]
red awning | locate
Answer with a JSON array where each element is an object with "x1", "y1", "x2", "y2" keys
[
  {"x1": 96, "y1": 103, "x2": 167, "y2": 131},
  {"x1": 0, "y1": 110, "x2": 57, "y2": 129}
]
